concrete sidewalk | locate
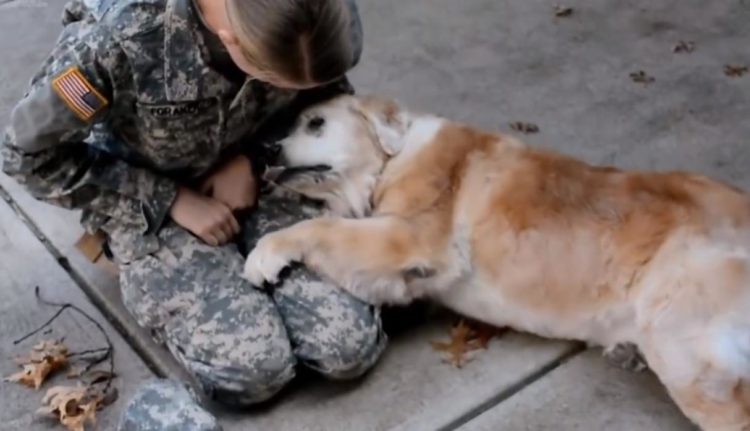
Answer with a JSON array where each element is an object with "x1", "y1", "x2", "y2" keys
[{"x1": 1, "y1": 0, "x2": 748, "y2": 429}]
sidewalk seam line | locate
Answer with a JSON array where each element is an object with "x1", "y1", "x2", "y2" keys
[
  {"x1": 0, "y1": 183, "x2": 166, "y2": 378},
  {"x1": 439, "y1": 344, "x2": 587, "y2": 431}
]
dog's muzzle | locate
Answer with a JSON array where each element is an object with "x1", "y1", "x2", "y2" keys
[{"x1": 262, "y1": 164, "x2": 332, "y2": 184}]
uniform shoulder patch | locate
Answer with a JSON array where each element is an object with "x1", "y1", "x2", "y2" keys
[{"x1": 51, "y1": 66, "x2": 109, "y2": 121}]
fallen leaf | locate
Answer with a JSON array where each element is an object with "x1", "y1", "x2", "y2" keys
[
  {"x1": 16, "y1": 340, "x2": 69, "y2": 364},
  {"x1": 66, "y1": 367, "x2": 85, "y2": 379},
  {"x1": 431, "y1": 318, "x2": 511, "y2": 368},
  {"x1": 5, "y1": 364, "x2": 48, "y2": 390},
  {"x1": 554, "y1": 5, "x2": 574, "y2": 17},
  {"x1": 509, "y1": 122, "x2": 540, "y2": 134},
  {"x1": 431, "y1": 320, "x2": 476, "y2": 368},
  {"x1": 5, "y1": 340, "x2": 69, "y2": 389},
  {"x1": 673, "y1": 40, "x2": 696, "y2": 53},
  {"x1": 724, "y1": 64, "x2": 748, "y2": 77},
  {"x1": 38, "y1": 385, "x2": 99, "y2": 431},
  {"x1": 629, "y1": 70, "x2": 655, "y2": 85},
  {"x1": 430, "y1": 319, "x2": 509, "y2": 367},
  {"x1": 469, "y1": 321, "x2": 509, "y2": 349}
]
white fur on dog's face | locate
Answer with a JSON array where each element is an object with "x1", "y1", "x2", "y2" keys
[
  {"x1": 272, "y1": 95, "x2": 400, "y2": 217},
  {"x1": 280, "y1": 96, "x2": 383, "y2": 173}
]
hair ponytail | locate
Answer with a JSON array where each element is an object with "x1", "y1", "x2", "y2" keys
[{"x1": 226, "y1": 0, "x2": 360, "y2": 85}]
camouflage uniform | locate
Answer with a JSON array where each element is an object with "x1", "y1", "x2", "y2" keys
[
  {"x1": 119, "y1": 379, "x2": 222, "y2": 431},
  {"x1": 1, "y1": 0, "x2": 386, "y2": 420}
]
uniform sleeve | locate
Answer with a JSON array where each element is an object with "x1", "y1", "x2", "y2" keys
[{"x1": 1, "y1": 26, "x2": 178, "y2": 234}]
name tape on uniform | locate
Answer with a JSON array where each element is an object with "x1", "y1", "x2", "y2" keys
[
  {"x1": 52, "y1": 66, "x2": 108, "y2": 121},
  {"x1": 147, "y1": 100, "x2": 216, "y2": 118}
]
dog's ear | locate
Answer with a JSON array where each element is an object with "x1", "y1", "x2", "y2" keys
[{"x1": 356, "y1": 96, "x2": 406, "y2": 156}]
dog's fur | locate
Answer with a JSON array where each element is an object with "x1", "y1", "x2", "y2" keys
[{"x1": 243, "y1": 95, "x2": 750, "y2": 430}]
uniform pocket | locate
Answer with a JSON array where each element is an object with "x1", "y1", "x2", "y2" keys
[{"x1": 134, "y1": 99, "x2": 222, "y2": 173}]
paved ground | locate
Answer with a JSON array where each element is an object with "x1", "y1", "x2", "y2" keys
[
  {"x1": 1, "y1": 0, "x2": 748, "y2": 429},
  {"x1": 0, "y1": 197, "x2": 154, "y2": 430}
]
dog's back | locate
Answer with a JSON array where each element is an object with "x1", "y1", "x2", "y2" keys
[{"x1": 378, "y1": 118, "x2": 750, "y2": 429}]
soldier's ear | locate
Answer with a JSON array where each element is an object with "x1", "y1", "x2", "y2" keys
[
  {"x1": 217, "y1": 29, "x2": 239, "y2": 47},
  {"x1": 356, "y1": 96, "x2": 406, "y2": 156}
]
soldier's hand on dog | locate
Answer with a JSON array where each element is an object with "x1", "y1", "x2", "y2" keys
[
  {"x1": 169, "y1": 186, "x2": 241, "y2": 246},
  {"x1": 201, "y1": 155, "x2": 259, "y2": 212},
  {"x1": 169, "y1": 155, "x2": 257, "y2": 246}
]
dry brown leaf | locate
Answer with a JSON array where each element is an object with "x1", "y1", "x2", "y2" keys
[
  {"x1": 66, "y1": 367, "x2": 86, "y2": 379},
  {"x1": 6, "y1": 364, "x2": 48, "y2": 390},
  {"x1": 724, "y1": 64, "x2": 748, "y2": 77},
  {"x1": 431, "y1": 320, "x2": 476, "y2": 368},
  {"x1": 430, "y1": 319, "x2": 509, "y2": 368},
  {"x1": 554, "y1": 5, "x2": 574, "y2": 17},
  {"x1": 5, "y1": 340, "x2": 69, "y2": 389},
  {"x1": 38, "y1": 385, "x2": 99, "y2": 431},
  {"x1": 16, "y1": 340, "x2": 69, "y2": 364},
  {"x1": 469, "y1": 322, "x2": 509, "y2": 350},
  {"x1": 509, "y1": 122, "x2": 540, "y2": 134},
  {"x1": 630, "y1": 70, "x2": 655, "y2": 85},
  {"x1": 673, "y1": 40, "x2": 696, "y2": 53}
]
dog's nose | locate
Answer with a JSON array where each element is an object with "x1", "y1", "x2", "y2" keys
[{"x1": 266, "y1": 142, "x2": 282, "y2": 161}]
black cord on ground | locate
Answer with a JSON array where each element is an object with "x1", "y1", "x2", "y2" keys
[{"x1": 13, "y1": 286, "x2": 116, "y2": 395}]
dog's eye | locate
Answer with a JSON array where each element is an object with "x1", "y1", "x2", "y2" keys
[{"x1": 307, "y1": 116, "x2": 325, "y2": 132}]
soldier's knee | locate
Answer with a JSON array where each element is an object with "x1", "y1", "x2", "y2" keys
[
  {"x1": 186, "y1": 348, "x2": 297, "y2": 407},
  {"x1": 313, "y1": 314, "x2": 387, "y2": 380}
]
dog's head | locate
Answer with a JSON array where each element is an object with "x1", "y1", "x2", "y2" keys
[{"x1": 264, "y1": 95, "x2": 409, "y2": 217}]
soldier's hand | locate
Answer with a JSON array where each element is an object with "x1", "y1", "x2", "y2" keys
[
  {"x1": 169, "y1": 187, "x2": 241, "y2": 246},
  {"x1": 201, "y1": 155, "x2": 258, "y2": 212}
]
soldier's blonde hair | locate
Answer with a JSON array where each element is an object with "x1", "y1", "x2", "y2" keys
[{"x1": 226, "y1": 0, "x2": 354, "y2": 85}]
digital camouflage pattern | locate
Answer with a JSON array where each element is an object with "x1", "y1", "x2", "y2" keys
[
  {"x1": 2, "y1": 0, "x2": 381, "y2": 427},
  {"x1": 242, "y1": 195, "x2": 386, "y2": 381},
  {"x1": 1, "y1": 0, "x2": 362, "y2": 260},
  {"x1": 118, "y1": 379, "x2": 222, "y2": 431},
  {"x1": 120, "y1": 193, "x2": 386, "y2": 407}
]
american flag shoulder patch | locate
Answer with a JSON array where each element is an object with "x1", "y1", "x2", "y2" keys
[{"x1": 51, "y1": 66, "x2": 108, "y2": 121}]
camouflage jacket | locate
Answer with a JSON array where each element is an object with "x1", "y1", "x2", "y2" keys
[{"x1": 1, "y1": 0, "x2": 362, "y2": 261}]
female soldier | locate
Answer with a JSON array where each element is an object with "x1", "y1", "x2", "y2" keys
[{"x1": 1, "y1": 0, "x2": 385, "y2": 409}]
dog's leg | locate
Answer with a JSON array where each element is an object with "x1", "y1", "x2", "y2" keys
[
  {"x1": 640, "y1": 336, "x2": 750, "y2": 431},
  {"x1": 243, "y1": 216, "x2": 438, "y2": 305}
]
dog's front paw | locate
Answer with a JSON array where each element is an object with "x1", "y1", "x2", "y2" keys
[{"x1": 242, "y1": 235, "x2": 296, "y2": 287}]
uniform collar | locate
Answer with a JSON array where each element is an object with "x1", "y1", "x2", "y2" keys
[{"x1": 163, "y1": 0, "x2": 235, "y2": 101}]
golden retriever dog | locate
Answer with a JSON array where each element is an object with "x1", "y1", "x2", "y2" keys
[{"x1": 242, "y1": 95, "x2": 750, "y2": 430}]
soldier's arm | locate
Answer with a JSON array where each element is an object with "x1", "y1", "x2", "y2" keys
[{"x1": 1, "y1": 26, "x2": 178, "y2": 234}]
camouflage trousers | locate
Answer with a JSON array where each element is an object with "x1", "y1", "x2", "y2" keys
[{"x1": 109, "y1": 195, "x2": 387, "y2": 408}]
